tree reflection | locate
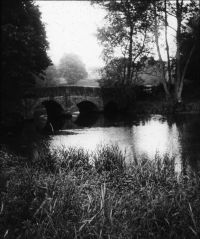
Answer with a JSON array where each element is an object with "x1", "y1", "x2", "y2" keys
[{"x1": 175, "y1": 114, "x2": 200, "y2": 173}]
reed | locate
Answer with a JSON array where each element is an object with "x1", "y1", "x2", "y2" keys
[{"x1": 0, "y1": 145, "x2": 199, "y2": 239}]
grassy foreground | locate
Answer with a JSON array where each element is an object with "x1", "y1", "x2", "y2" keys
[{"x1": 0, "y1": 144, "x2": 200, "y2": 239}]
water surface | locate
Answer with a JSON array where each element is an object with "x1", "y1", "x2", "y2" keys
[
  {"x1": 1, "y1": 113, "x2": 200, "y2": 173},
  {"x1": 50, "y1": 113, "x2": 200, "y2": 172}
]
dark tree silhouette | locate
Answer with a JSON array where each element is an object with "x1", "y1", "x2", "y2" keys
[
  {"x1": 1, "y1": 0, "x2": 51, "y2": 100},
  {"x1": 181, "y1": 14, "x2": 200, "y2": 87}
]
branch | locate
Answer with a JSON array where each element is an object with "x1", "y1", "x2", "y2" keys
[
  {"x1": 166, "y1": 10, "x2": 176, "y2": 18},
  {"x1": 168, "y1": 25, "x2": 177, "y2": 32},
  {"x1": 133, "y1": 29, "x2": 147, "y2": 62},
  {"x1": 180, "y1": 0, "x2": 184, "y2": 14},
  {"x1": 181, "y1": 44, "x2": 195, "y2": 85}
]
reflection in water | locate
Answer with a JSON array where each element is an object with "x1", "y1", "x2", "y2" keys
[
  {"x1": 131, "y1": 118, "x2": 182, "y2": 172},
  {"x1": 50, "y1": 115, "x2": 186, "y2": 171},
  {"x1": 136, "y1": 119, "x2": 181, "y2": 157},
  {"x1": 49, "y1": 114, "x2": 200, "y2": 173},
  {"x1": 176, "y1": 115, "x2": 200, "y2": 173},
  {"x1": 133, "y1": 120, "x2": 171, "y2": 158},
  {"x1": 2, "y1": 113, "x2": 199, "y2": 173}
]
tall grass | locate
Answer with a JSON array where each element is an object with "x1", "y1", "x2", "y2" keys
[{"x1": 0, "y1": 145, "x2": 199, "y2": 238}]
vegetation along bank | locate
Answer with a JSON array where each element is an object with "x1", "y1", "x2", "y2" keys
[{"x1": 0, "y1": 144, "x2": 199, "y2": 238}]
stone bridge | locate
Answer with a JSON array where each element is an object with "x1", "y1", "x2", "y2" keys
[{"x1": 21, "y1": 85, "x2": 136, "y2": 120}]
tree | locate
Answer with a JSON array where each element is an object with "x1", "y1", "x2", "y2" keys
[
  {"x1": 99, "y1": 57, "x2": 143, "y2": 87},
  {"x1": 150, "y1": 0, "x2": 199, "y2": 102},
  {"x1": 94, "y1": 0, "x2": 152, "y2": 84},
  {"x1": 150, "y1": 1, "x2": 171, "y2": 98},
  {"x1": 94, "y1": 0, "x2": 199, "y2": 103},
  {"x1": 99, "y1": 57, "x2": 128, "y2": 87},
  {"x1": 164, "y1": 0, "x2": 172, "y2": 87},
  {"x1": 45, "y1": 65, "x2": 59, "y2": 86},
  {"x1": 181, "y1": 10, "x2": 200, "y2": 87},
  {"x1": 57, "y1": 53, "x2": 88, "y2": 85},
  {"x1": 1, "y1": 0, "x2": 51, "y2": 99}
]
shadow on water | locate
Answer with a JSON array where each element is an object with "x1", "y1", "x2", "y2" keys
[
  {"x1": 174, "y1": 114, "x2": 200, "y2": 173},
  {"x1": 75, "y1": 113, "x2": 99, "y2": 127}
]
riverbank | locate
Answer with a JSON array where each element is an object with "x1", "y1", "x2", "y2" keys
[
  {"x1": 129, "y1": 99, "x2": 200, "y2": 115},
  {"x1": 1, "y1": 145, "x2": 199, "y2": 238}
]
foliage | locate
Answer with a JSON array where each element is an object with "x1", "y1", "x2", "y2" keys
[
  {"x1": 1, "y1": 145, "x2": 200, "y2": 238},
  {"x1": 44, "y1": 65, "x2": 59, "y2": 86},
  {"x1": 181, "y1": 13, "x2": 200, "y2": 86},
  {"x1": 146, "y1": 0, "x2": 200, "y2": 101},
  {"x1": 99, "y1": 57, "x2": 128, "y2": 87},
  {"x1": 94, "y1": 0, "x2": 153, "y2": 84},
  {"x1": 172, "y1": 0, "x2": 200, "y2": 102},
  {"x1": 57, "y1": 53, "x2": 88, "y2": 85},
  {"x1": 93, "y1": 0, "x2": 200, "y2": 102},
  {"x1": 1, "y1": 0, "x2": 51, "y2": 98},
  {"x1": 94, "y1": 145, "x2": 126, "y2": 173},
  {"x1": 99, "y1": 57, "x2": 143, "y2": 87}
]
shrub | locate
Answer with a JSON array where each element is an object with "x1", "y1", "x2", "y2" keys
[{"x1": 93, "y1": 145, "x2": 126, "y2": 173}]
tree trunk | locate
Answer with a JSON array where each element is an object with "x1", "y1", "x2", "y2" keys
[
  {"x1": 123, "y1": 59, "x2": 126, "y2": 83},
  {"x1": 164, "y1": 0, "x2": 172, "y2": 87},
  {"x1": 175, "y1": 0, "x2": 183, "y2": 102},
  {"x1": 153, "y1": 2, "x2": 171, "y2": 99},
  {"x1": 178, "y1": 44, "x2": 196, "y2": 99},
  {"x1": 127, "y1": 24, "x2": 133, "y2": 84}
]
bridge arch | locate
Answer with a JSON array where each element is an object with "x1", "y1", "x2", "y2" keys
[
  {"x1": 77, "y1": 100, "x2": 99, "y2": 114},
  {"x1": 42, "y1": 100, "x2": 65, "y2": 120},
  {"x1": 33, "y1": 99, "x2": 65, "y2": 120},
  {"x1": 33, "y1": 99, "x2": 67, "y2": 131}
]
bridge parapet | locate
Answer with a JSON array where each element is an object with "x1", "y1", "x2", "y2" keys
[
  {"x1": 24, "y1": 86, "x2": 67, "y2": 98},
  {"x1": 24, "y1": 86, "x2": 102, "y2": 98}
]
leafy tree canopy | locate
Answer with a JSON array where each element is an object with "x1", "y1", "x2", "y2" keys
[
  {"x1": 99, "y1": 57, "x2": 144, "y2": 87},
  {"x1": 94, "y1": 0, "x2": 154, "y2": 84},
  {"x1": 1, "y1": 0, "x2": 51, "y2": 98},
  {"x1": 57, "y1": 53, "x2": 88, "y2": 85},
  {"x1": 93, "y1": 0, "x2": 200, "y2": 102}
]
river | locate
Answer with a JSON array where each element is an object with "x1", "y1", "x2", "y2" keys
[
  {"x1": 1, "y1": 113, "x2": 200, "y2": 173},
  {"x1": 48, "y1": 113, "x2": 200, "y2": 173}
]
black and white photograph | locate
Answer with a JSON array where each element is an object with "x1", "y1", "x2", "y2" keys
[{"x1": 1, "y1": 0, "x2": 200, "y2": 238}]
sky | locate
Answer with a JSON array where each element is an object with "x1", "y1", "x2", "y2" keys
[
  {"x1": 37, "y1": 1, "x2": 176, "y2": 70},
  {"x1": 37, "y1": 1, "x2": 106, "y2": 70}
]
